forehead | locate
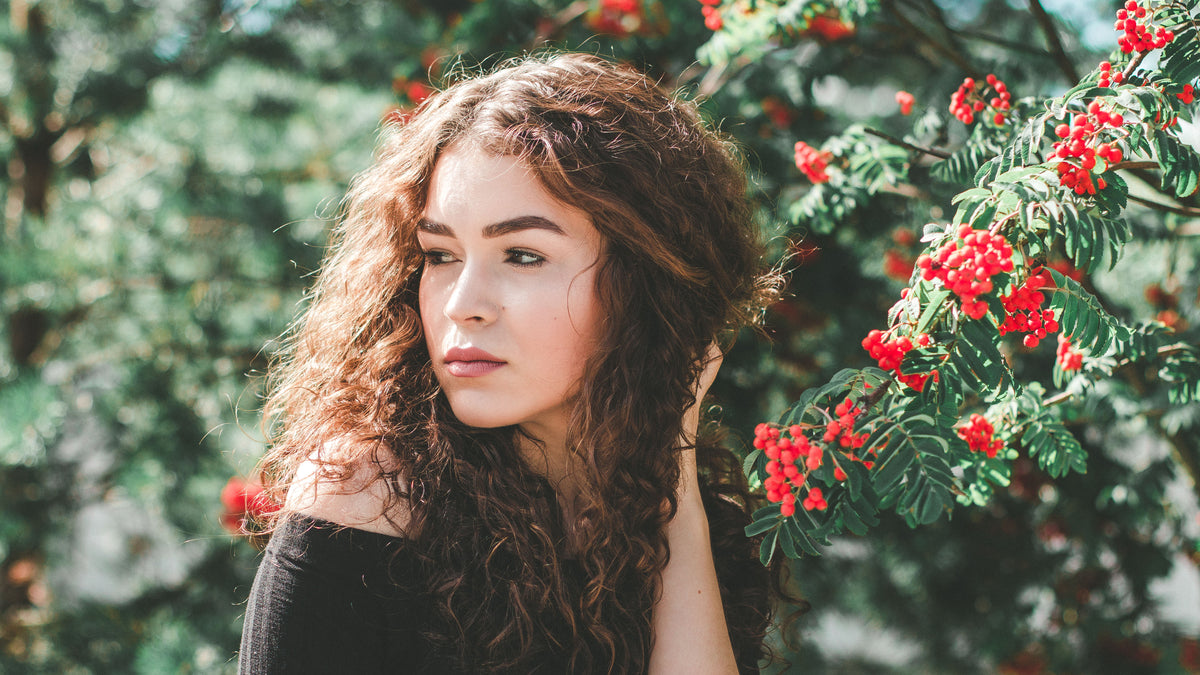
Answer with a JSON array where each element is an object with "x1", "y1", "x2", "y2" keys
[{"x1": 422, "y1": 144, "x2": 599, "y2": 244}]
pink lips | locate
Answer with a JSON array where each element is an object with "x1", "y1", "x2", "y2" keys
[{"x1": 444, "y1": 347, "x2": 506, "y2": 377}]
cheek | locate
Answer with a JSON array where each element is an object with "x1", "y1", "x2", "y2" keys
[
  {"x1": 561, "y1": 271, "x2": 603, "y2": 357},
  {"x1": 417, "y1": 279, "x2": 441, "y2": 345}
]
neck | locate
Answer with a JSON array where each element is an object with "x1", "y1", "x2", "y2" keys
[{"x1": 517, "y1": 423, "x2": 580, "y2": 501}]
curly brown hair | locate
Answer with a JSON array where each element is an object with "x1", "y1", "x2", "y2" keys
[{"x1": 257, "y1": 52, "x2": 787, "y2": 673}]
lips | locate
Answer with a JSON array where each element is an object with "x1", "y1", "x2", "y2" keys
[{"x1": 444, "y1": 346, "x2": 506, "y2": 377}]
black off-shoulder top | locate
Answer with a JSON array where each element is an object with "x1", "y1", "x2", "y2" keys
[{"x1": 238, "y1": 514, "x2": 428, "y2": 674}]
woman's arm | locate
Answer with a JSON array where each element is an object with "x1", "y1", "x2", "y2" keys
[{"x1": 648, "y1": 346, "x2": 739, "y2": 674}]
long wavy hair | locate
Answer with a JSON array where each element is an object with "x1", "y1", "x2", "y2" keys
[{"x1": 258, "y1": 52, "x2": 786, "y2": 673}]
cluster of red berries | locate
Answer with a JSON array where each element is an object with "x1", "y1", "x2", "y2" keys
[
  {"x1": 1097, "y1": 61, "x2": 1125, "y2": 88},
  {"x1": 794, "y1": 141, "x2": 832, "y2": 183},
  {"x1": 761, "y1": 96, "x2": 795, "y2": 129},
  {"x1": 756, "y1": 396, "x2": 872, "y2": 517},
  {"x1": 862, "y1": 330, "x2": 938, "y2": 391},
  {"x1": 220, "y1": 476, "x2": 279, "y2": 533},
  {"x1": 795, "y1": 8, "x2": 855, "y2": 42},
  {"x1": 916, "y1": 224, "x2": 1016, "y2": 320},
  {"x1": 589, "y1": 0, "x2": 646, "y2": 36},
  {"x1": 1179, "y1": 84, "x2": 1196, "y2": 104},
  {"x1": 1056, "y1": 335, "x2": 1084, "y2": 371},
  {"x1": 949, "y1": 74, "x2": 1012, "y2": 125},
  {"x1": 383, "y1": 77, "x2": 436, "y2": 126},
  {"x1": 884, "y1": 249, "x2": 916, "y2": 281},
  {"x1": 1052, "y1": 100, "x2": 1126, "y2": 195},
  {"x1": 1047, "y1": 258, "x2": 1084, "y2": 283},
  {"x1": 895, "y1": 90, "x2": 915, "y2": 116},
  {"x1": 757, "y1": 423, "x2": 819, "y2": 517},
  {"x1": 1115, "y1": 1, "x2": 1174, "y2": 53},
  {"x1": 826, "y1": 397, "x2": 873, "y2": 480},
  {"x1": 695, "y1": 0, "x2": 722, "y2": 31},
  {"x1": 957, "y1": 413, "x2": 1004, "y2": 459},
  {"x1": 1143, "y1": 282, "x2": 1187, "y2": 330},
  {"x1": 803, "y1": 487, "x2": 828, "y2": 511},
  {"x1": 999, "y1": 269, "x2": 1060, "y2": 348}
]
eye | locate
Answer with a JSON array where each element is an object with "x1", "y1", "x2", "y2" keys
[
  {"x1": 422, "y1": 249, "x2": 457, "y2": 266},
  {"x1": 506, "y1": 249, "x2": 545, "y2": 267}
]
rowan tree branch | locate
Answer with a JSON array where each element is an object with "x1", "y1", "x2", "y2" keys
[
  {"x1": 863, "y1": 127, "x2": 952, "y2": 159},
  {"x1": 1028, "y1": 0, "x2": 1080, "y2": 82},
  {"x1": 882, "y1": 0, "x2": 979, "y2": 76},
  {"x1": 1126, "y1": 193, "x2": 1200, "y2": 217},
  {"x1": 1110, "y1": 161, "x2": 1161, "y2": 172},
  {"x1": 1121, "y1": 50, "x2": 1148, "y2": 81},
  {"x1": 1042, "y1": 343, "x2": 1196, "y2": 407}
]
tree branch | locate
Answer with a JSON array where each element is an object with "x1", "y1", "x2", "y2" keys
[
  {"x1": 950, "y1": 28, "x2": 1056, "y2": 60},
  {"x1": 1043, "y1": 343, "x2": 1196, "y2": 407},
  {"x1": 1126, "y1": 193, "x2": 1200, "y2": 217},
  {"x1": 1110, "y1": 161, "x2": 1161, "y2": 172},
  {"x1": 882, "y1": 0, "x2": 979, "y2": 76},
  {"x1": 863, "y1": 127, "x2": 952, "y2": 159},
  {"x1": 1121, "y1": 50, "x2": 1148, "y2": 82},
  {"x1": 1028, "y1": 0, "x2": 1080, "y2": 82}
]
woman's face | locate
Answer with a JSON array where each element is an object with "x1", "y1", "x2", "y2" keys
[{"x1": 418, "y1": 144, "x2": 604, "y2": 445}]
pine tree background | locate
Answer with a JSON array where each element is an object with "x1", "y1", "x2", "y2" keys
[{"x1": 1, "y1": 0, "x2": 1198, "y2": 672}]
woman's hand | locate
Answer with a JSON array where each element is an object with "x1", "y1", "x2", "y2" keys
[
  {"x1": 678, "y1": 342, "x2": 723, "y2": 505},
  {"x1": 682, "y1": 342, "x2": 724, "y2": 445},
  {"x1": 649, "y1": 342, "x2": 739, "y2": 675}
]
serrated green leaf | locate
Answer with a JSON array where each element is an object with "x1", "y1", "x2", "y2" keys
[
  {"x1": 1047, "y1": 269, "x2": 1129, "y2": 354},
  {"x1": 745, "y1": 511, "x2": 780, "y2": 537},
  {"x1": 759, "y1": 527, "x2": 779, "y2": 565},
  {"x1": 784, "y1": 513, "x2": 821, "y2": 556},
  {"x1": 742, "y1": 448, "x2": 763, "y2": 479},
  {"x1": 1022, "y1": 420, "x2": 1086, "y2": 478},
  {"x1": 873, "y1": 431, "x2": 916, "y2": 496},
  {"x1": 778, "y1": 519, "x2": 799, "y2": 558},
  {"x1": 914, "y1": 288, "x2": 951, "y2": 335},
  {"x1": 840, "y1": 502, "x2": 869, "y2": 535}
]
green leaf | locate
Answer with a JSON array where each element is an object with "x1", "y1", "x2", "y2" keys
[
  {"x1": 952, "y1": 318, "x2": 1013, "y2": 397},
  {"x1": 1160, "y1": 348, "x2": 1200, "y2": 404},
  {"x1": 778, "y1": 518, "x2": 799, "y2": 559},
  {"x1": 840, "y1": 501, "x2": 869, "y2": 536},
  {"x1": 914, "y1": 288, "x2": 951, "y2": 335},
  {"x1": 1047, "y1": 269, "x2": 1130, "y2": 355},
  {"x1": 934, "y1": 142, "x2": 995, "y2": 187},
  {"x1": 783, "y1": 513, "x2": 822, "y2": 556},
  {"x1": 742, "y1": 448, "x2": 763, "y2": 479},
  {"x1": 759, "y1": 527, "x2": 779, "y2": 566},
  {"x1": 1021, "y1": 419, "x2": 1087, "y2": 478},
  {"x1": 1156, "y1": 134, "x2": 1200, "y2": 199},
  {"x1": 745, "y1": 509, "x2": 780, "y2": 537}
]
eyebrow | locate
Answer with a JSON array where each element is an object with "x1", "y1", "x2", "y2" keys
[{"x1": 416, "y1": 215, "x2": 565, "y2": 238}]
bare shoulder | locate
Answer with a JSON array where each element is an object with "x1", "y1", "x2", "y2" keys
[{"x1": 285, "y1": 443, "x2": 411, "y2": 537}]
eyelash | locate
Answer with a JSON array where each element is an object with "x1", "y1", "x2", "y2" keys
[
  {"x1": 505, "y1": 249, "x2": 545, "y2": 267},
  {"x1": 422, "y1": 250, "x2": 456, "y2": 266},
  {"x1": 420, "y1": 249, "x2": 546, "y2": 267}
]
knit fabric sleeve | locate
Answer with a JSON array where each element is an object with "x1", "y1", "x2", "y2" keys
[{"x1": 238, "y1": 514, "x2": 424, "y2": 674}]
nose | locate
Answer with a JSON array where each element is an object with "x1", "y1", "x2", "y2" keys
[{"x1": 443, "y1": 261, "x2": 499, "y2": 325}]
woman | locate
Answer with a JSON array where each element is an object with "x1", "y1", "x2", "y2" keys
[{"x1": 240, "y1": 52, "x2": 784, "y2": 674}]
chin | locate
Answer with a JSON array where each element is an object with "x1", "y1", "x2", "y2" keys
[{"x1": 444, "y1": 395, "x2": 517, "y2": 429}]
